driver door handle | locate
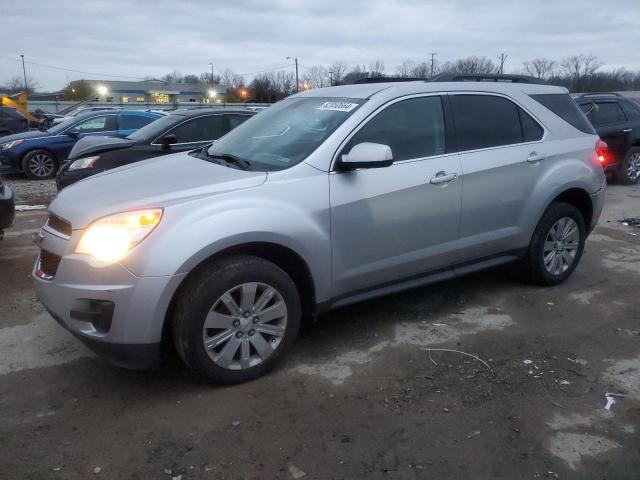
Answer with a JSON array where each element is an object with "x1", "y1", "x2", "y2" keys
[
  {"x1": 527, "y1": 151, "x2": 546, "y2": 163},
  {"x1": 430, "y1": 171, "x2": 458, "y2": 185}
]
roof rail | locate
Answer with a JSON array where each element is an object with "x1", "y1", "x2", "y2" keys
[
  {"x1": 573, "y1": 92, "x2": 622, "y2": 100},
  {"x1": 352, "y1": 77, "x2": 423, "y2": 84},
  {"x1": 430, "y1": 73, "x2": 546, "y2": 84}
]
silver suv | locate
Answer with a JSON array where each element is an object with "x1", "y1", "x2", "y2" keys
[{"x1": 34, "y1": 80, "x2": 606, "y2": 383}]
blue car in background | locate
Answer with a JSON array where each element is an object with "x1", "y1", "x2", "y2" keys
[{"x1": 0, "y1": 110, "x2": 163, "y2": 179}]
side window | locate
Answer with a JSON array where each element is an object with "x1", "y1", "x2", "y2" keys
[
  {"x1": 119, "y1": 114, "x2": 155, "y2": 130},
  {"x1": 71, "y1": 115, "x2": 115, "y2": 133},
  {"x1": 620, "y1": 100, "x2": 640, "y2": 121},
  {"x1": 343, "y1": 96, "x2": 446, "y2": 162},
  {"x1": 594, "y1": 102, "x2": 625, "y2": 126},
  {"x1": 451, "y1": 95, "x2": 526, "y2": 150},
  {"x1": 229, "y1": 114, "x2": 251, "y2": 130},
  {"x1": 169, "y1": 115, "x2": 225, "y2": 143},
  {"x1": 519, "y1": 108, "x2": 544, "y2": 142}
]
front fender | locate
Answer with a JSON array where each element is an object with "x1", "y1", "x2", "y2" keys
[{"x1": 120, "y1": 170, "x2": 331, "y2": 302}]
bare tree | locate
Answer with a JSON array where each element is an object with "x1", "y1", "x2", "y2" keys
[
  {"x1": 451, "y1": 56, "x2": 497, "y2": 74},
  {"x1": 342, "y1": 65, "x2": 369, "y2": 84},
  {"x1": 523, "y1": 58, "x2": 556, "y2": 79},
  {"x1": 302, "y1": 65, "x2": 329, "y2": 89},
  {"x1": 2, "y1": 76, "x2": 40, "y2": 94},
  {"x1": 369, "y1": 60, "x2": 385, "y2": 77},
  {"x1": 328, "y1": 62, "x2": 348, "y2": 85},
  {"x1": 396, "y1": 60, "x2": 415, "y2": 77},
  {"x1": 162, "y1": 70, "x2": 183, "y2": 83},
  {"x1": 559, "y1": 54, "x2": 603, "y2": 91}
]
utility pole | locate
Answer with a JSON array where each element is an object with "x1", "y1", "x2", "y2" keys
[
  {"x1": 20, "y1": 54, "x2": 28, "y2": 92},
  {"x1": 287, "y1": 56, "x2": 299, "y2": 92},
  {"x1": 328, "y1": 70, "x2": 334, "y2": 86},
  {"x1": 429, "y1": 52, "x2": 437, "y2": 79},
  {"x1": 209, "y1": 62, "x2": 214, "y2": 87},
  {"x1": 499, "y1": 53, "x2": 507, "y2": 74}
]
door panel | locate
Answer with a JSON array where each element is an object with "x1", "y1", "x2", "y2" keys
[{"x1": 330, "y1": 154, "x2": 462, "y2": 296}]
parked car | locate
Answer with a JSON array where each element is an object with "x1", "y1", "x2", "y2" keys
[
  {"x1": 0, "y1": 110, "x2": 163, "y2": 179},
  {"x1": 0, "y1": 107, "x2": 29, "y2": 137},
  {"x1": 0, "y1": 176, "x2": 15, "y2": 240},
  {"x1": 34, "y1": 80, "x2": 605, "y2": 384},
  {"x1": 573, "y1": 93, "x2": 640, "y2": 184},
  {"x1": 57, "y1": 109, "x2": 254, "y2": 189},
  {"x1": 38, "y1": 106, "x2": 124, "y2": 130}
]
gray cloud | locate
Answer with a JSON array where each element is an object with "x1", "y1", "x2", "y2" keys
[{"x1": 2, "y1": 0, "x2": 639, "y2": 90}]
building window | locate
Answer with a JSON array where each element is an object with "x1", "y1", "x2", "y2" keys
[
  {"x1": 151, "y1": 93, "x2": 170, "y2": 103},
  {"x1": 122, "y1": 96, "x2": 130, "y2": 103},
  {"x1": 106, "y1": 96, "x2": 114, "y2": 103},
  {"x1": 136, "y1": 96, "x2": 145, "y2": 102},
  {"x1": 188, "y1": 98, "x2": 196, "y2": 102}
]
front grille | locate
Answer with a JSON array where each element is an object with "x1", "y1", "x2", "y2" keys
[
  {"x1": 47, "y1": 214, "x2": 72, "y2": 236},
  {"x1": 38, "y1": 250, "x2": 62, "y2": 278}
]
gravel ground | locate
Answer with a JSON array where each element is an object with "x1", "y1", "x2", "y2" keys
[
  {"x1": 3, "y1": 175, "x2": 58, "y2": 206},
  {"x1": 0, "y1": 183, "x2": 638, "y2": 479}
]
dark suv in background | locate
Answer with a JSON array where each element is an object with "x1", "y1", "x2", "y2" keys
[{"x1": 574, "y1": 93, "x2": 640, "y2": 184}]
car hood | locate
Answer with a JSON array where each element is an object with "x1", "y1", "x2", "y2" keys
[
  {"x1": 49, "y1": 152, "x2": 267, "y2": 229},
  {"x1": 0, "y1": 130, "x2": 52, "y2": 143},
  {"x1": 68, "y1": 136, "x2": 135, "y2": 160}
]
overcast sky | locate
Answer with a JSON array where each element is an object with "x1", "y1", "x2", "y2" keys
[{"x1": 2, "y1": 0, "x2": 639, "y2": 91}]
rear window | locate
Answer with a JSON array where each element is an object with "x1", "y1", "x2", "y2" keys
[
  {"x1": 593, "y1": 102, "x2": 626, "y2": 126},
  {"x1": 620, "y1": 100, "x2": 640, "y2": 121},
  {"x1": 530, "y1": 94, "x2": 596, "y2": 134},
  {"x1": 450, "y1": 95, "x2": 543, "y2": 151}
]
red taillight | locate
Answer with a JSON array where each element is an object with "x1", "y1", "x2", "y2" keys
[{"x1": 595, "y1": 139, "x2": 608, "y2": 164}]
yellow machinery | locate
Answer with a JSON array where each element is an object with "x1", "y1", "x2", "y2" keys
[{"x1": 0, "y1": 91, "x2": 39, "y2": 123}]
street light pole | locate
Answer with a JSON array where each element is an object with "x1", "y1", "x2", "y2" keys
[
  {"x1": 286, "y1": 56, "x2": 299, "y2": 92},
  {"x1": 429, "y1": 52, "x2": 437, "y2": 79},
  {"x1": 20, "y1": 54, "x2": 28, "y2": 93},
  {"x1": 209, "y1": 62, "x2": 214, "y2": 87}
]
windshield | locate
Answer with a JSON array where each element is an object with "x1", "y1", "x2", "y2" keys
[
  {"x1": 126, "y1": 115, "x2": 181, "y2": 141},
  {"x1": 206, "y1": 97, "x2": 363, "y2": 171},
  {"x1": 46, "y1": 117, "x2": 82, "y2": 134}
]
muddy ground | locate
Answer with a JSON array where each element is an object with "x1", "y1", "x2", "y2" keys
[{"x1": 0, "y1": 178, "x2": 639, "y2": 479}]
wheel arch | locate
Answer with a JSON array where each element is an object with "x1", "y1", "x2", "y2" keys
[
  {"x1": 162, "y1": 241, "x2": 318, "y2": 346},
  {"x1": 550, "y1": 187, "x2": 594, "y2": 228}
]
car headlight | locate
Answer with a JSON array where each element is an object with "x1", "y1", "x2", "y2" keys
[
  {"x1": 76, "y1": 208, "x2": 163, "y2": 263},
  {"x1": 0, "y1": 140, "x2": 24, "y2": 151},
  {"x1": 68, "y1": 156, "x2": 100, "y2": 171}
]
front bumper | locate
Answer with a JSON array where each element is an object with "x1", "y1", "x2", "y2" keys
[
  {"x1": 56, "y1": 164, "x2": 97, "y2": 190},
  {"x1": 0, "y1": 184, "x2": 15, "y2": 231},
  {"x1": 33, "y1": 229, "x2": 186, "y2": 369}
]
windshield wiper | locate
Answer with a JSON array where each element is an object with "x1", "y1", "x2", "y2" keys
[{"x1": 207, "y1": 152, "x2": 251, "y2": 170}]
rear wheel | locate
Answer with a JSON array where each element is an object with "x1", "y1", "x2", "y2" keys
[
  {"x1": 172, "y1": 255, "x2": 301, "y2": 384},
  {"x1": 22, "y1": 149, "x2": 57, "y2": 180},
  {"x1": 617, "y1": 147, "x2": 640, "y2": 185},
  {"x1": 522, "y1": 202, "x2": 586, "y2": 286}
]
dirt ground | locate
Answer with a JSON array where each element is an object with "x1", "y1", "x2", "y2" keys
[{"x1": 0, "y1": 178, "x2": 639, "y2": 479}]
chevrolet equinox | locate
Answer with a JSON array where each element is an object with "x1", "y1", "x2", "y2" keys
[{"x1": 34, "y1": 81, "x2": 606, "y2": 383}]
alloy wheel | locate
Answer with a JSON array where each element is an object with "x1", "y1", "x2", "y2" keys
[
  {"x1": 627, "y1": 152, "x2": 640, "y2": 181},
  {"x1": 28, "y1": 153, "x2": 55, "y2": 178},
  {"x1": 543, "y1": 217, "x2": 580, "y2": 275},
  {"x1": 202, "y1": 282, "x2": 288, "y2": 370}
]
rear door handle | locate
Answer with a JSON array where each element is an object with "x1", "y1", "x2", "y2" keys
[
  {"x1": 527, "y1": 151, "x2": 546, "y2": 163},
  {"x1": 430, "y1": 171, "x2": 458, "y2": 185},
  {"x1": 623, "y1": 128, "x2": 632, "y2": 133}
]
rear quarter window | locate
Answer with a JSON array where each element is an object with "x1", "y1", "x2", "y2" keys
[{"x1": 530, "y1": 94, "x2": 596, "y2": 135}]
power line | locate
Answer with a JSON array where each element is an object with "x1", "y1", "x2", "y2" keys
[{"x1": 0, "y1": 55, "x2": 147, "y2": 80}]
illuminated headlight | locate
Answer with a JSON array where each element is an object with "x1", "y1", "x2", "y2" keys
[
  {"x1": 76, "y1": 209, "x2": 163, "y2": 263},
  {"x1": 68, "y1": 156, "x2": 100, "y2": 170},
  {"x1": 0, "y1": 139, "x2": 24, "y2": 151}
]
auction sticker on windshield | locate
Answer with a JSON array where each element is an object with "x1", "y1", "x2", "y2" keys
[{"x1": 316, "y1": 102, "x2": 359, "y2": 112}]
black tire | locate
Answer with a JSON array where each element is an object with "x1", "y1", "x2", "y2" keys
[
  {"x1": 22, "y1": 149, "x2": 58, "y2": 180},
  {"x1": 172, "y1": 255, "x2": 301, "y2": 384},
  {"x1": 616, "y1": 147, "x2": 640, "y2": 185},
  {"x1": 522, "y1": 202, "x2": 586, "y2": 286}
]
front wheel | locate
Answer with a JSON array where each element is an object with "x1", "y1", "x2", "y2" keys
[
  {"x1": 172, "y1": 255, "x2": 301, "y2": 384},
  {"x1": 522, "y1": 202, "x2": 586, "y2": 286},
  {"x1": 22, "y1": 149, "x2": 58, "y2": 180},
  {"x1": 617, "y1": 147, "x2": 640, "y2": 185}
]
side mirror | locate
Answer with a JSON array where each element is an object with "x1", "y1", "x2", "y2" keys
[
  {"x1": 339, "y1": 142, "x2": 393, "y2": 170},
  {"x1": 160, "y1": 134, "x2": 178, "y2": 148},
  {"x1": 66, "y1": 130, "x2": 80, "y2": 138}
]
